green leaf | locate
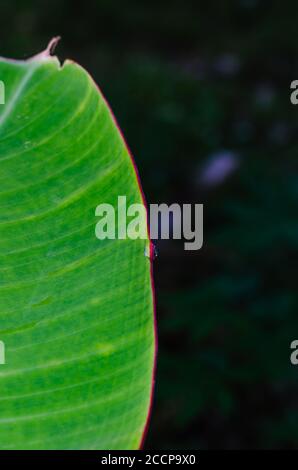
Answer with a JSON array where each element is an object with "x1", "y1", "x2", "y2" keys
[{"x1": 0, "y1": 44, "x2": 155, "y2": 450}]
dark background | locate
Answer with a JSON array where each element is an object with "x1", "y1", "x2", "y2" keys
[{"x1": 2, "y1": 0, "x2": 298, "y2": 449}]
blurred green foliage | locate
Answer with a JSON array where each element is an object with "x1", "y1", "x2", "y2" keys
[{"x1": 2, "y1": 0, "x2": 298, "y2": 449}]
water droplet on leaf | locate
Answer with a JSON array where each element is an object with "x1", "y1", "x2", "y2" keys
[
  {"x1": 144, "y1": 242, "x2": 158, "y2": 260},
  {"x1": 24, "y1": 141, "x2": 32, "y2": 149}
]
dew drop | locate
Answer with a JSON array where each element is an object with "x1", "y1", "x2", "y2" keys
[
  {"x1": 144, "y1": 242, "x2": 158, "y2": 260},
  {"x1": 24, "y1": 141, "x2": 32, "y2": 149}
]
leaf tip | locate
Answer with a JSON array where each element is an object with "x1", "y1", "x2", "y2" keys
[
  {"x1": 29, "y1": 37, "x2": 62, "y2": 64},
  {"x1": 45, "y1": 37, "x2": 61, "y2": 56}
]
